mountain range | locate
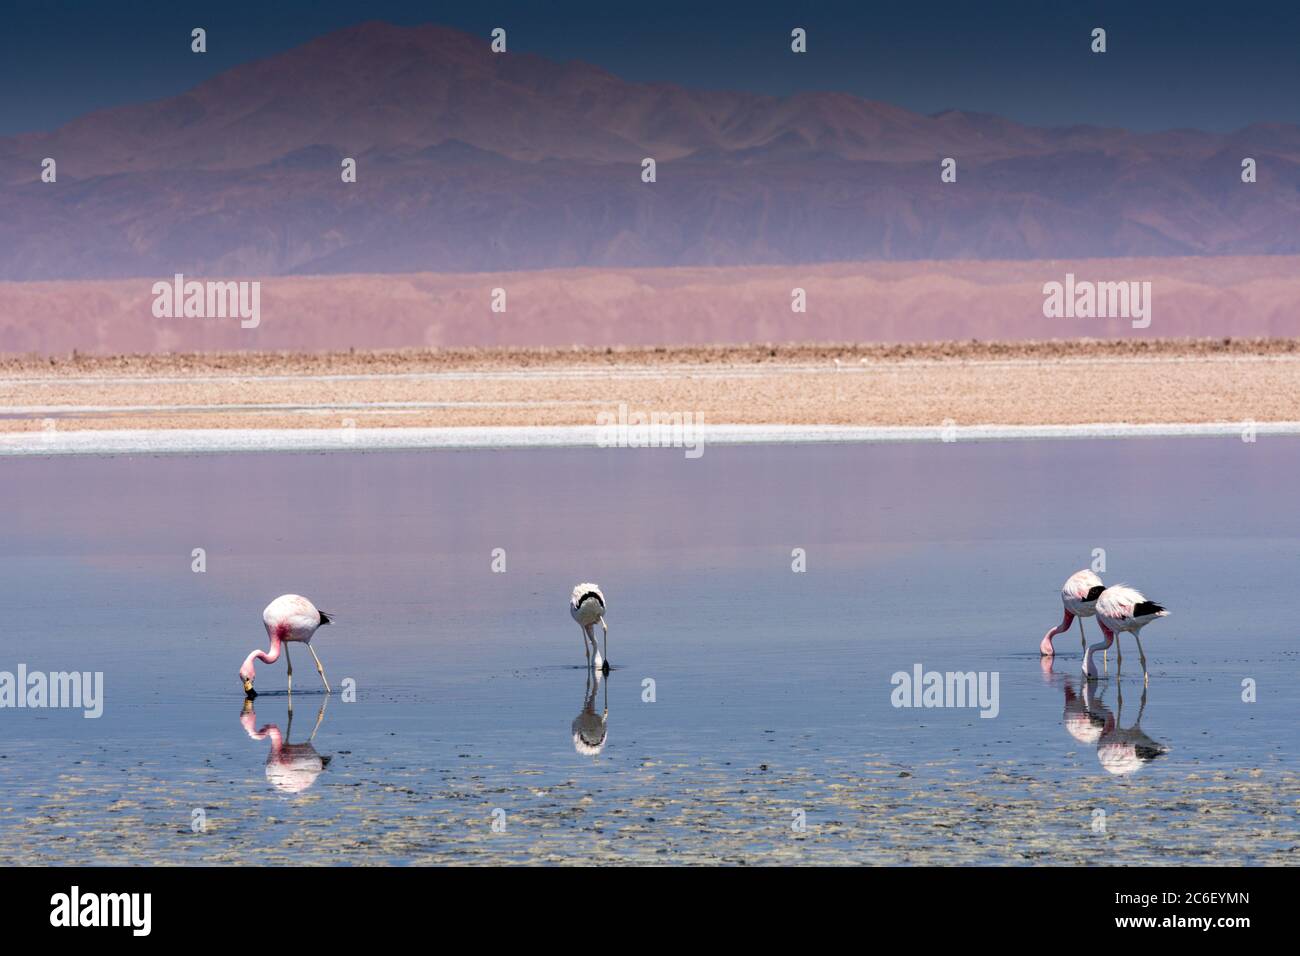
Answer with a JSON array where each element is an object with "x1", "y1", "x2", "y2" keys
[{"x1": 2, "y1": 21, "x2": 1299, "y2": 281}]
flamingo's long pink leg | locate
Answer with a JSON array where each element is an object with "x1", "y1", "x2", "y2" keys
[{"x1": 308, "y1": 643, "x2": 331, "y2": 694}]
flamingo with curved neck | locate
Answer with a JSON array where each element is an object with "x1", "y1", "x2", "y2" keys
[
  {"x1": 1041, "y1": 569, "x2": 1105, "y2": 657},
  {"x1": 240, "y1": 628, "x2": 284, "y2": 691},
  {"x1": 239, "y1": 594, "x2": 333, "y2": 698}
]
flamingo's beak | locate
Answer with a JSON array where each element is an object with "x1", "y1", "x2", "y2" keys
[{"x1": 242, "y1": 677, "x2": 256, "y2": 697}]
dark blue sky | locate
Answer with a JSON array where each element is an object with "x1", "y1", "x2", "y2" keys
[{"x1": 2, "y1": 0, "x2": 1298, "y2": 135}]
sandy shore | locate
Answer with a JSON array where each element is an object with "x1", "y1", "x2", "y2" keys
[{"x1": 3, "y1": 338, "x2": 1300, "y2": 434}]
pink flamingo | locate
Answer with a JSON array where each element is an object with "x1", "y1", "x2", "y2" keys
[
  {"x1": 239, "y1": 594, "x2": 333, "y2": 698},
  {"x1": 1040, "y1": 570, "x2": 1105, "y2": 657},
  {"x1": 1083, "y1": 585, "x2": 1169, "y2": 684}
]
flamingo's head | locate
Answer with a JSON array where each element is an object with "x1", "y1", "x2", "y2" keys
[{"x1": 239, "y1": 659, "x2": 257, "y2": 697}]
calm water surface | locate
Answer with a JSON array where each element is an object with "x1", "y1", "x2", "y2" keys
[{"x1": 1, "y1": 440, "x2": 1296, "y2": 864}]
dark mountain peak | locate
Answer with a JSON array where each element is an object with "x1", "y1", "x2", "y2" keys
[{"x1": 0, "y1": 22, "x2": 1298, "y2": 279}]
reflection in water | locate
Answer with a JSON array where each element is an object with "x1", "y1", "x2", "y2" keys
[
  {"x1": 240, "y1": 697, "x2": 332, "y2": 793},
  {"x1": 571, "y1": 668, "x2": 608, "y2": 757},
  {"x1": 1045, "y1": 658, "x2": 1169, "y2": 777},
  {"x1": 1062, "y1": 679, "x2": 1107, "y2": 746},
  {"x1": 1091, "y1": 682, "x2": 1169, "y2": 777}
]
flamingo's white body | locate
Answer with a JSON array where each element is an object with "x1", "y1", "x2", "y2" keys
[
  {"x1": 570, "y1": 583, "x2": 609, "y2": 673},
  {"x1": 240, "y1": 594, "x2": 333, "y2": 697},
  {"x1": 1041, "y1": 569, "x2": 1105, "y2": 657},
  {"x1": 1084, "y1": 585, "x2": 1169, "y2": 683}
]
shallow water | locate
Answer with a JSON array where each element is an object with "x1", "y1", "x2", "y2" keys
[{"x1": 1, "y1": 439, "x2": 1296, "y2": 864}]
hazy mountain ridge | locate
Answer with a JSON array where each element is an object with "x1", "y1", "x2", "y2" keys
[
  {"x1": 1, "y1": 20, "x2": 1298, "y2": 279},
  {"x1": 4, "y1": 256, "x2": 1299, "y2": 356}
]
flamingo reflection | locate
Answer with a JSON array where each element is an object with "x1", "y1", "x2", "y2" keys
[
  {"x1": 1055, "y1": 673, "x2": 1168, "y2": 777},
  {"x1": 240, "y1": 697, "x2": 332, "y2": 793},
  {"x1": 1090, "y1": 682, "x2": 1168, "y2": 776},
  {"x1": 571, "y1": 667, "x2": 608, "y2": 757},
  {"x1": 1061, "y1": 678, "x2": 1107, "y2": 747}
]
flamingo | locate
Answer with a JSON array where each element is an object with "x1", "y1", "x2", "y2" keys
[
  {"x1": 239, "y1": 594, "x2": 333, "y2": 698},
  {"x1": 1083, "y1": 585, "x2": 1169, "y2": 684},
  {"x1": 570, "y1": 583, "x2": 609, "y2": 673},
  {"x1": 1040, "y1": 569, "x2": 1105, "y2": 658}
]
